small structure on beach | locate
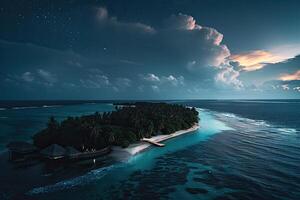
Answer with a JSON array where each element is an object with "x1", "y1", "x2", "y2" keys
[
  {"x1": 7, "y1": 141, "x2": 38, "y2": 161},
  {"x1": 40, "y1": 144, "x2": 66, "y2": 160},
  {"x1": 68, "y1": 146, "x2": 111, "y2": 161},
  {"x1": 7, "y1": 141, "x2": 37, "y2": 154},
  {"x1": 65, "y1": 146, "x2": 80, "y2": 158}
]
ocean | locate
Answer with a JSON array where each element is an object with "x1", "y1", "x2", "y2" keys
[{"x1": 0, "y1": 100, "x2": 299, "y2": 200}]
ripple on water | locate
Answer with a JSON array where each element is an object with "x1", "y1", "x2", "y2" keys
[
  {"x1": 20, "y1": 109, "x2": 300, "y2": 200},
  {"x1": 28, "y1": 165, "x2": 116, "y2": 195}
]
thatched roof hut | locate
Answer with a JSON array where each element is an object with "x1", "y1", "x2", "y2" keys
[
  {"x1": 7, "y1": 141, "x2": 37, "y2": 154},
  {"x1": 40, "y1": 144, "x2": 66, "y2": 159},
  {"x1": 65, "y1": 146, "x2": 80, "y2": 158}
]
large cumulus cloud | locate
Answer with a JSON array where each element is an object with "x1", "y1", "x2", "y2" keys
[
  {"x1": 88, "y1": 8, "x2": 239, "y2": 89},
  {"x1": 1, "y1": 7, "x2": 245, "y2": 99},
  {"x1": 159, "y1": 13, "x2": 230, "y2": 70}
]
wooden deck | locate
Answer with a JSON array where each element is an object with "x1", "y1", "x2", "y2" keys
[
  {"x1": 141, "y1": 138, "x2": 165, "y2": 147},
  {"x1": 68, "y1": 146, "x2": 111, "y2": 160}
]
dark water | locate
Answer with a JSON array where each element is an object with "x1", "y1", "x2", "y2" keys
[
  {"x1": 0, "y1": 100, "x2": 299, "y2": 200},
  {"x1": 0, "y1": 101, "x2": 115, "y2": 151},
  {"x1": 179, "y1": 99, "x2": 300, "y2": 128}
]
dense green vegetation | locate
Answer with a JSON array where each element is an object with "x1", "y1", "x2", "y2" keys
[{"x1": 33, "y1": 103, "x2": 199, "y2": 150}]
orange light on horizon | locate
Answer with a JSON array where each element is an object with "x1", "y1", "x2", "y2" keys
[
  {"x1": 230, "y1": 50, "x2": 284, "y2": 71},
  {"x1": 279, "y1": 70, "x2": 300, "y2": 81}
]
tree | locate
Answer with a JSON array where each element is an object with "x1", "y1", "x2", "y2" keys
[{"x1": 33, "y1": 103, "x2": 199, "y2": 150}]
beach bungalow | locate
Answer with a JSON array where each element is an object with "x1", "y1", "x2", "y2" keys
[
  {"x1": 68, "y1": 146, "x2": 111, "y2": 161},
  {"x1": 7, "y1": 141, "x2": 37, "y2": 161},
  {"x1": 40, "y1": 144, "x2": 66, "y2": 160},
  {"x1": 65, "y1": 146, "x2": 80, "y2": 159}
]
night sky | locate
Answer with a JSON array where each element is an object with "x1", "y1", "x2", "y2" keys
[{"x1": 1, "y1": 0, "x2": 300, "y2": 99}]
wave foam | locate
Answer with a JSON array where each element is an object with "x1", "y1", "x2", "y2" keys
[
  {"x1": 218, "y1": 111, "x2": 297, "y2": 136},
  {"x1": 220, "y1": 112, "x2": 271, "y2": 128},
  {"x1": 42, "y1": 105, "x2": 61, "y2": 108},
  {"x1": 277, "y1": 128, "x2": 297, "y2": 134},
  {"x1": 12, "y1": 106, "x2": 39, "y2": 110},
  {"x1": 28, "y1": 165, "x2": 115, "y2": 195},
  {"x1": 221, "y1": 113, "x2": 237, "y2": 118}
]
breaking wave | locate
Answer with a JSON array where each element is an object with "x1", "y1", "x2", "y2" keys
[{"x1": 28, "y1": 165, "x2": 116, "y2": 195}]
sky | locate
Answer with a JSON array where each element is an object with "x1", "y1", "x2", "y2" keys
[{"x1": 0, "y1": 0, "x2": 300, "y2": 100}]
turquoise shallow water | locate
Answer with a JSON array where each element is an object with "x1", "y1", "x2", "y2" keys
[
  {"x1": 0, "y1": 101, "x2": 299, "y2": 200},
  {"x1": 29, "y1": 109, "x2": 233, "y2": 199}
]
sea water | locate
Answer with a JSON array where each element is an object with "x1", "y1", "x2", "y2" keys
[
  {"x1": 0, "y1": 102, "x2": 114, "y2": 151},
  {"x1": 0, "y1": 100, "x2": 299, "y2": 200}
]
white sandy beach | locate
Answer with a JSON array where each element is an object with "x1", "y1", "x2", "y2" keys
[{"x1": 110, "y1": 123, "x2": 199, "y2": 161}]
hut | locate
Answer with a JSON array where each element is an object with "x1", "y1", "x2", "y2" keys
[
  {"x1": 65, "y1": 146, "x2": 80, "y2": 159},
  {"x1": 40, "y1": 144, "x2": 66, "y2": 160},
  {"x1": 7, "y1": 141, "x2": 37, "y2": 154},
  {"x1": 7, "y1": 141, "x2": 37, "y2": 161},
  {"x1": 68, "y1": 146, "x2": 111, "y2": 161}
]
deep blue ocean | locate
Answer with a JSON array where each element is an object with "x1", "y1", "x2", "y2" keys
[{"x1": 0, "y1": 100, "x2": 299, "y2": 200}]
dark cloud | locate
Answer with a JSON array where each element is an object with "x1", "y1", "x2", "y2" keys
[
  {"x1": 4, "y1": 6, "x2": 299, "y2": 99},
  {"x1": 83, "y1": 8, "x2": 239, "y2": 89},
  {"x1": 95, "y1": 7, "x2": 156, "y2": 34}
]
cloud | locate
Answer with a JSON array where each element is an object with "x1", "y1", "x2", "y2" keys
[
  {"x1": 163, "y1": 13, "x2": 223, "y2": 45},
  {"x1": 281, "y1": 84, "x2": 289, "y2": 90},
  {"x1": 279, "y1": 70, "x2": 300, "y2": 81},
  {"x1": 238, "y1": 55, "x2": 300, "y2": 90},
  {"x1": 79, "y1": 70, "x2": 133, "y2": 92},
  {"x1": 96, "y1": 7, "x2": 156, "y2": 34},
  {"x1": 269, "y1": 43, "x2": 300, "y2": 60},
  {"x1": 160, "y1": 13, "x2": 230, "y2": 69},
  {"x1": 137, "y1": 85, "x2": 145, "y2": 92},
  {"x1": 66, "y1": 60, "x2": 83, "y2": 68},
  {"x1": 63, "y1": 82, "x2": 76, "y2": 88},
  {"x1": 161, "y1": 75, "x2": 184, "y2": 86},
  {"x1": 6, "y1": 69, "x2": 57, "y2": 87},
  {"x1": 151, "y1": 85, "x2": 159, "y2": 92},
  {"x1": 159, "y1": 13, "x2": 239, "y2": 89},
  {"x1": 140, "y1": 73, "x2": 185, "y2": 87},
  {"x1": 293, "y1": 86, "x2": 300, "y2": 92},
  {"x1": 92, "y1": 9, "x2": 235, "y2": 90},
  {"x1": 80, "y1": 74, "x2": 110, "y2": 88},
  {"x1": 119, "y1": 59, "x2": 143, "y2": 66},
  {"x1": 215, "y1": 65, "x2": 243, "y2": 89},
  {"x1": 0, "y1": 9, "x2": 250, "y2": 99},
  {"x1": 230, "y1": 50, "x2": 284, "y2": 71},
  {"x1": 261, "y1": 79, "x2": 300, "y2": 94},
  {"x1": 114, "y1": 78, "x2": 132, "y2": 91},
  {"x1": 96, "y1": 7, "x2": 109, "y2": 20},
  {"x1": 80, "y1": 69, "x2": 110, "y2": 89},
  {"x1": 37, "y1": 69, "x2": 57, "y2": 85},
  {"x1": 21, "y1": 72, "x2": 34, "y2": 82},
  {"x1": 164, "y1": 13, "x2": 200, "y2": 30},
  {"x1": 140, "y1": 73, "x2": 160, "y2": 82}
]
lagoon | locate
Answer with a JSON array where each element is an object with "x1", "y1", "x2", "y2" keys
[{"x1": 0, "y1": 100, "x2": 299, "y2": 200}]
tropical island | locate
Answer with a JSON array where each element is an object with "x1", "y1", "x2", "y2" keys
[
  {"x1": 33, "y1": 103, "x2": 199, "y2": 150},
  {"x1": 7, "y1": 103, "x2": 199, "y2": 162}
]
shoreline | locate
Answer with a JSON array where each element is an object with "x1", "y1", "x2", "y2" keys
[{"x1": 110, "y1": 123, "x2": 200, "y2": 161}]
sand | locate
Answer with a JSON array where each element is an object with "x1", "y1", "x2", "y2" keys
[{"x1": 110, "y1": 123, "x2": 199, "y2": 161}]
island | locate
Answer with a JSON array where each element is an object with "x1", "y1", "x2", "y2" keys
[
  {"x1": 8, "y1": 103, "x2": 199, "y2": 162},
  {"x1": 34, "y1": 102, "x2": 198, "y2": 148}
]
